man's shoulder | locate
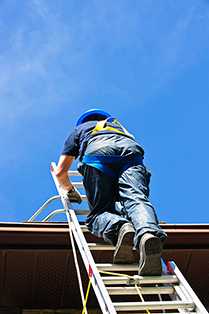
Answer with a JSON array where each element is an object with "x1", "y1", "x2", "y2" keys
[{"x1": 75, "y1": 121, "x2": 98, "y2": 133}]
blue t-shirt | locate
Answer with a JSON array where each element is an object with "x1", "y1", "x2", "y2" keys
[
  {"x1": 62, "y1": 121, "x2": 97, "y2": 159},
  {"x1": 62, "y1": 120, "x2": 144, "y2": 160}
]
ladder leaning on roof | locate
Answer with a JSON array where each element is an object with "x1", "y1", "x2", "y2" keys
[{"x1": 28, "y1": 162, "x2": 208, "y2": 314}]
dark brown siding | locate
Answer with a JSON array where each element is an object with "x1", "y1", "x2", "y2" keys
[{"x1": 0, "y1": 222, "x2": 208, "y2": 311}]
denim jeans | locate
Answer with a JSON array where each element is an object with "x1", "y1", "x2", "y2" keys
[{"x1": 80, "y1": 163, "x2": 167, "y2": 247}]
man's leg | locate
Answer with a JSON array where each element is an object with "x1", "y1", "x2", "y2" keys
[
  {"x1": 80, "y1": 164, "x2": 136, "y2": 263},
  {"x1": 118, "y1": 164, "x2": 167, "y2": 274}
]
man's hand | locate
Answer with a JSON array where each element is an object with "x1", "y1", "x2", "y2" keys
[{"x1": 66, "y1": 187, "x2": 82, "y2": 204}]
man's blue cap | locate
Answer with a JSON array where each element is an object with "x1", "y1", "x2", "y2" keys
[{"x1": 76, "y1": 109, "x2": 111, "y2": 126}]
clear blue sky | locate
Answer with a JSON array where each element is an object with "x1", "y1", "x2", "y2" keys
[{"x1": 0, "y1": 0, "x2": 209, "y2": 224}]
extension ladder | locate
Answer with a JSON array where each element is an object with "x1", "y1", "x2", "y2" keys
[{"x1": 28, "y1": 163, "x2": 208, "y2": 314}]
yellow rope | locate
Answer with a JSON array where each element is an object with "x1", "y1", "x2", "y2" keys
[
  {"x1": 134, "y1": 283, "x2": 151, "y2": 314},
  {"x1": 81, "y1": 277, "x2": 92, "y2": 314},
  {"x1": 99, "y1": 270, "x2": 132, "y2": 278},
  {"x1": 99, "y1": 270, "x2": 152, "y2": 314},
  {"x1": 81, "y1": 269, "x2": 131, "y2": 314}
]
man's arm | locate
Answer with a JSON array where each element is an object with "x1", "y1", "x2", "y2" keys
[
  {"x1": 54, "y1": 155, "x2": 74, "y2": 191},
  {"x1": 52, "y1": 154, "x2": 82, "y2": 204}
]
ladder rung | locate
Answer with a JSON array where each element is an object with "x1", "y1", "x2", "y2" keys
[
  {"x1": 80, "y1": 225, "x2": 89, "y2": 232},
  {"x1": 107, "y1": 285, "x2": 175, "y2": 295},
  {"x1": 88, "y1": 243, "x2": 115, "y2": 251},
  {"x1": 75, "y1": 210, "x2": 89, "y2": 216},
  {"x1": 102, "y1": 275, "x2": 179, "y2": 285},
  {"x1": 96, "y1": 263, "x2": 138, "y2": 272},
  {"x1": 113, "y1": 300, "x2": 194, "y2": 311},
  {"x1": 68, "y1": 170, "x2": 82, "y2": 176},
  {"x1": 72, "y1": 182, "x2": 84, "y2": 187}
]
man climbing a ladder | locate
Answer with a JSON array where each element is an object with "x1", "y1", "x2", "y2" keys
[{"x1": 53, "y1": 109, "x2": 167, "y2": 276}]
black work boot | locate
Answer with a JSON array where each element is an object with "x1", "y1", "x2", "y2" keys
[
  {"x1": 113, "y1": 223, "x2": 136, "y2": 264},
  {"x1": 138, "y1": 233, "x2": 163, "y2": 276}
]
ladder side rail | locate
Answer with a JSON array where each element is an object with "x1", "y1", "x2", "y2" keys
[
  {"x1": 50, "y1": 167, "x2": 88, "y2": 313},
  {"x1": 166, "y1": 272, "x2": 194, "y2": 313},
  {"x1": 42, "y1": 209, "x2": 66, "y2": 222},
  {"x1": 28, "y1": 195, "x2": 61, "y2": 222},
  {"x1": 69, "y1": 209, "x2": 117, "y2": 314},
  {"x1": 42, "y1": 209, "x2": 89, "y2": 222},
  {"x1": 51, "y1": 162, "x2": 117, "y2": 314},
  {"x1": 172, "y1": 261, "x2": 208, "y2": 314},
  {"x1": 172, "y1": 285, "x2": 193, "y2": 314},
  {"x1": 65, "y1": 210, "x2": 88, "y2": 314},
  {"x1": 173, "y1": 282, "x2": 196, "y2": 303}
]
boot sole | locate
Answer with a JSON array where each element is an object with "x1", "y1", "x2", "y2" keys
[
  {"x1": 113, "y1": 230, "x2": 137, "y2": 264},
  {"x1": 139, "y1": 235, "x2": 162, "y2": 276}
]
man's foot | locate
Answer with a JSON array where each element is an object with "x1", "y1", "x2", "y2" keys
[
  {"x1": 138, "y1": 233, "x2": 163, "y2": 276},
  {"x1": 113, "y1": 223, "x2": 136, "y2": 264}
]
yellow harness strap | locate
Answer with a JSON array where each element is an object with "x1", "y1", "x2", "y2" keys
[
  {"x1": 92, "y1": 120, "x2": 107, "y2": 133},
  {"x1": 91, "y1": 119, "x2": 127, "y2": 136}
]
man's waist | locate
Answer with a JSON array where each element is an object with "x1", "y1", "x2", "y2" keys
[
  {"x1": 82, "y1": 153, "x2": 143, "y2": 164},
  {"x1": 82, "y1": 153, "x2": 144, "y2": 177}
]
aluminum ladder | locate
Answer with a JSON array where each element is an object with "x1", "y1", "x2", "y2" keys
[{"x1": 28, "y1": 163, "x2": 208, "y2": 314}]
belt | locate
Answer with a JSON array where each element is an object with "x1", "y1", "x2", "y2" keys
[{"x1": 82, "y1": 154, "x2": 144, "y2": 177}]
